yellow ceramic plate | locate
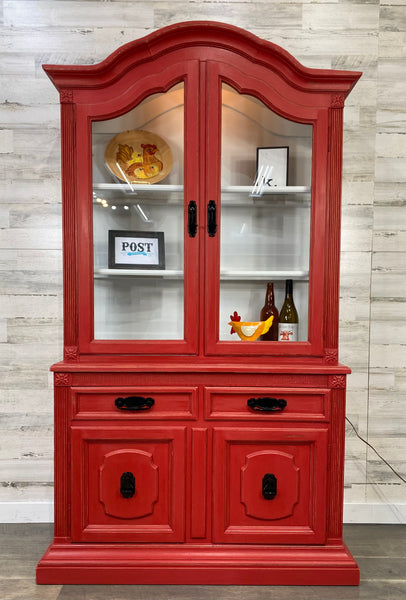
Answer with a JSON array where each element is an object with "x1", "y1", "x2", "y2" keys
[{"x1": 105, "y1": 129, "x2": 173, "y2": 185}]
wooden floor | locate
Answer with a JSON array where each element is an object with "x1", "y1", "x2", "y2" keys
[{"x1": 0, "y1": 524, "x2": 405, "y2": 599}]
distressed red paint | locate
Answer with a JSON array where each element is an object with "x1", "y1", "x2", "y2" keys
[{"x1": 36, "y1": 22, "x2": 361, "y2": 586}]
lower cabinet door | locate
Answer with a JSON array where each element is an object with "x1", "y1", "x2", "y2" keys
[
  {"x1": 213, "y1": 426, "x2": 328, "y2": 544},
  {"x1": 71, "y1": 424, "x2": 186, "y2": 542}
]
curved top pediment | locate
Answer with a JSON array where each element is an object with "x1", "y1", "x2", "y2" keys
[{"x1": 43, "y1": 21, "x2": 361, "y2": 96}]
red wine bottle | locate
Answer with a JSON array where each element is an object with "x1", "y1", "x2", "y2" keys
[{"x1": 260, "y1": 282, "x2": 279, "y2": 341}]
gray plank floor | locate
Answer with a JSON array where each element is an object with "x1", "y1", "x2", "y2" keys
[{"x1": 0, "y1": 524, "x2": 405, "y2": 600}]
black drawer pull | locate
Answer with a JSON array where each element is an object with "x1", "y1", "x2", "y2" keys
[
  {"x1": 262, "y1": 473, "x2": 277, "y2": 500},
  {"x1": 247, "y1": 397, "x2": 287, "y2": 412},
  {"x1": 115, "y1": 396, "x2": 155, "y2": 411},
  {"x1": 120, "y1": 471, "x2": 135, "y2": 498}
]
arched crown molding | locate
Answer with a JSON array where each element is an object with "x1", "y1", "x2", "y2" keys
[{"x1": 43, "y1": 21, "x2": 361, "y2": 97}]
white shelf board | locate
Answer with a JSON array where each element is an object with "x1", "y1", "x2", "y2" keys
[
  {"x1": 223, "y1": 185, "x2": 311, "y2": 195},
  {"x1": 96, "y1": 269, "x2": 183, "y2": 278},
  {"x1": 93, "y1": 183, "x2": 183, "y2": 193},
  {"x1": 220, "y1": 270, "x2": 309, "y2": 280},
  {"x1": 95, "y1": 269, "x2": 309, "y2": 280},
  {"x1": 93, "y1": 183, "x2": 311, "y2": 195}
]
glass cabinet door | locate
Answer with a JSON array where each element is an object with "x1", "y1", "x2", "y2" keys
[
  {"x1": 84, "y1": 60, "x2": 323, "y2": 357},
  {"x1": 205, "y1": 76, "x2": 319, "y2": 355},
  {"x1": 219, "y1": 84, "x2": 312, "y2": 343},
  {"x1": 90, "y1": 82, "x2": 197, "y2": 350}
]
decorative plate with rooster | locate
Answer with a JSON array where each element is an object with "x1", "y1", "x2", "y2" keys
[{"x1": 104, "y1": 129, "x2": 173, "y2": 184}]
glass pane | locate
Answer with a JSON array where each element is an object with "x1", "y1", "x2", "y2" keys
[
  {"x1": 92, "y1": 84, "x2": 184, "y2": 340},
  {"x1": 220, "y1": 84, "x2": 312, "y2": 342}
]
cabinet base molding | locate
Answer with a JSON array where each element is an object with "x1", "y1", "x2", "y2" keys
[{"x1": 36, "y1": 541, "x2": 360, "y2": 585}]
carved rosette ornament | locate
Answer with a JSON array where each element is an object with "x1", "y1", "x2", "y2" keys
[
  {"x1": 64, "y1": 345, "x2": 79, "y2": 361},
  {"x1": 328, "y1": 375, "x2": 346, "y2": 389},
  {"x1": 54, "y1": 373, "x2": 72, "y2": 387},
  {"x1": 60, "y1": 89, "x2": 73, "y2": 103},
  {"x1": 324, "y1": 349, "x2": 338, "y2": 364},
  {"x1": 331, "y1": 94, "x2": 345, "y2": 109}
]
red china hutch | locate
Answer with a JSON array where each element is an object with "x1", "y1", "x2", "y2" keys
[{"x1": 36, "y1": 21, "x2": 361, "y2": 585}]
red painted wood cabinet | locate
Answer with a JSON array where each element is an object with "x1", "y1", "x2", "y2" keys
[{"x1": 36, "y1": 21, "x2": 361, "y2": 585}]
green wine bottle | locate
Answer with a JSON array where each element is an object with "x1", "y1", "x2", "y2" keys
[{"x1": 278, "y1": 279, "x2": 299, "y2": 341}]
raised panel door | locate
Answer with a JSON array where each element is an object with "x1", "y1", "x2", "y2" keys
[
  {"x1": 71, "y1": 425, "x2": 186, "y2": 542},
  {"x1": 213, "y1": 426, "x2": 328, "y2": 544}
]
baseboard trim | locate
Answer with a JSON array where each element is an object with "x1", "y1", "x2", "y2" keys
[
  {"x1": 1, "y1": 501, "x2": 406, "y2": 524},
  {"x1": 343, "y1": 503, "x2": 406, "y2": 524},
  {"x1": 0, "y1": 501, "x2": 53, "y2": 523}
]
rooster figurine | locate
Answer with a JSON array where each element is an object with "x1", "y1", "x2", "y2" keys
[{"x1": 229, "y1": 315, "x2": 274, "y2": 341}]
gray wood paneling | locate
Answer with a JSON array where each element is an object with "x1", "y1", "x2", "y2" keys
[{"x1": 0, "y1": 0, "x2": 404, "y2": 518}]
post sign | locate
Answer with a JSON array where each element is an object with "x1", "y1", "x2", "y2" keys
[{"x1": 108, "y1": 230, "x2": 165, "y2": 269}]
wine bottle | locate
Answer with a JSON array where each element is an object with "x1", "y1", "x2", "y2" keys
[
  {"x1": 260, "y1": 282, "x2": 279, "y2": 341},
  {"x1": 278, "y1": 279, "x2": 299, "y2": 341}
]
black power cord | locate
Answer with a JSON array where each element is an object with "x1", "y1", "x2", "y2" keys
[{"x1": 346, "y1": 416, "x2": 406, "y2": 485}]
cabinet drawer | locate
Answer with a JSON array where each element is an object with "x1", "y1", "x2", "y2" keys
[
  {"x1": 213, "y1": 426, "x2": 328, "y2": 545},
  {"x1": 71, "y1": 424, "x2": 186, "y2": 542},
  {"x1": 72, "y1": 386, "x2": 198, "y2": 420},
  {"x1": 205, "y1": 387, "x2": 329, "y2": 421}
]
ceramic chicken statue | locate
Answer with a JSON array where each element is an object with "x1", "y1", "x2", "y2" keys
[{"x1": 229, "y1": 315, "x2": 274, "y2": 341}]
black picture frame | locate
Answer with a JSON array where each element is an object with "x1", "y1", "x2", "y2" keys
[
  {"x1": 254, "y1": 146, "x2": 289, "y2": 193},
  {"x1": 108, "y1": 230, "x2": 165, "y2": 270}
]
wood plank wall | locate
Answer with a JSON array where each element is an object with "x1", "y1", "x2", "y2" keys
[{"x1": 0, "y1": 0, "x2": 405, "y2": 521}]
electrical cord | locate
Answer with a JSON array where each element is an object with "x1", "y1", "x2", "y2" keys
[{"x1": 346, "y1": 416, "x2": 406, "y2": 484}]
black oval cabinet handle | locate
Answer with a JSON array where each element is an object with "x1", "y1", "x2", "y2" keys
[
  {"x1": 207, "y1": 200, "x2": 217, "y2": 237},
  {"x1": 115, "y1": 396, "x2": 155, "y2": 411},
  {"x1": 120, "y1": 471, "x2": 135, "y2": 498},
  {"x1": 247, "y1": 397, "x2": 287, "y2": 412},
  {"x1": 188, "y1": 200, "x2": 198, "y2": 237},
  {"x1": 262, "y1": 473, "x2": 277, "y2": 500}
]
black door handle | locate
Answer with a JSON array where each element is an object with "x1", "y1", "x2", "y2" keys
[
  {"x1": 115, "y1": 396, "x2": 155, "y2": 411},
  {"x1": 262, "y1": 473, "x2": 277, "y2": 500},
  {"x1": 247, "y1": 397, "x2": 287, "y2": 412},
  {"x1": 207, "y1": 200, "x2": 217, "y2": 237},
  {"x1": 188, "y1": 200, "x2": 197, "y2": 237},
  {"x1": 120, "y1": 472, "x2": 135, "y2": 498}
]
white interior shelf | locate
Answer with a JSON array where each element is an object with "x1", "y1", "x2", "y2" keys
[
  {"x1": 95, "y1": 269, "x2": 309, "y2": 280},
  {"x1": 93, "y1": 183, "x2": 311, "y2": 195},
  {"x1": 225, "y1": 185, "x2": 311, "y2": 195},
  {"x1": 220, "y1": 270, "x2": 309, "y2": 280},
  {"x1": 93, "y1": 183, "x2": 184, "y2": 193},
  {"x1": 95, "y1": 269, "x2": 183, "y2": 278}
]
